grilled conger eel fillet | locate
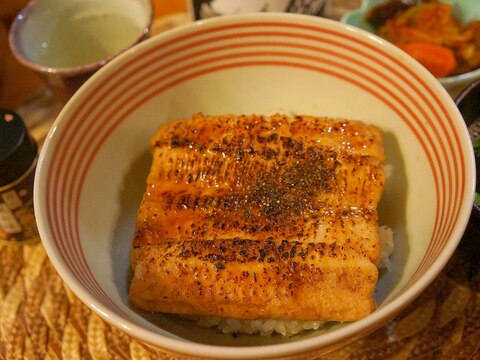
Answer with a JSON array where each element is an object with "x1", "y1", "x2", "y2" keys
[{"x1": 129, "y1": 113, "x2": 385, "y2": 322}]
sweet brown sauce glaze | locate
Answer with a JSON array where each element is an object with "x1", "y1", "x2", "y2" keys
[
  {"x1": 129, "y1": 114, "x2": 385, "y2": 321},
  {"x1": 135, "y1": 114, "x2": 383, "y2": 245}
]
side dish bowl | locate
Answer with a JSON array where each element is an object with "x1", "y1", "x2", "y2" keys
[
  {"x1": 34, "y1": 13, "x2": 475, "y2": 359},
  {"x1": 341, "y1": 0, "x2": 480, "y2": 98}
]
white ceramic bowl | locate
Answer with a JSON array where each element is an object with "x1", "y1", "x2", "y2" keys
[
  {"x1": 341, "y1": 0, "x2": 480, "y2": 98},
  {"x1": 34, "y1": 13, "x2": 475, "y2": 359}
]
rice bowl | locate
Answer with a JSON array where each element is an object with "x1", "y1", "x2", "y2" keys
[{"x1": 33, "y1": 13, "x2": 475, "y2": 359}]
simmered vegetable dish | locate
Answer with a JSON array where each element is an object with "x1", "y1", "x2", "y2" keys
[{"x1": 366, "y1": 0, "x2": 480, "y2": 77}]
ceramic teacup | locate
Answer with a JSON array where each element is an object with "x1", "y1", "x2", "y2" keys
[{"x1": 9, "y1": 0, "x2": 153, "y2": 102}]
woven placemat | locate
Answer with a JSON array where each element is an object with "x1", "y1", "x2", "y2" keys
[{"x1": 1, "y1": 218, "x2": 479, "y2": 360}]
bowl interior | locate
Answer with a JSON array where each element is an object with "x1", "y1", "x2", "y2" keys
[{"x1": 34, "y1": 13, "x2": 474, "y2": 358}]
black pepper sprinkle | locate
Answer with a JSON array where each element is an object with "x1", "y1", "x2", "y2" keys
[
  {"x1": 233, "y1": 239, "x2": 246, "y2": 246},
  {"x1": 171, "y1": 135, "x2": 180, "y2": 147},
  {"x1": 205, "y1": 253, "x2": 224, "y2": 261},
  {"x1": 267, "y1": 133, "x2": 279, "y2": 141},
  {"x1": 261, "y1": 148, "x2": 277, "y2": 160},
  {"x1": 290, "y1": 245, "x2": 297, "y2": 258},
  {"x1": 258, "y1": 248, "x2": 267, "y2": 261},
  {"x1": 215, "y1": 263, "x2": 225, "y2": 270}
]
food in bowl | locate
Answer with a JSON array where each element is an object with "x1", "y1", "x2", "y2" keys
[
  {"x1": 33, "y1": 13, "x2": 475, "y2": 359},
  {"x1": 364, "y1": 0, "x2": 480, "y2": 78},
  {"x1": 129, "y1": 113, "x2": 392, "y2": 336}
]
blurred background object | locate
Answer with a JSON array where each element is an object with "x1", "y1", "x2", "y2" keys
[
  {"x1": 0, "y1": 109, "x2": 39, "y2": 245},
  {"x1": 341, "y1": 0, "x2": 480, "y2": 98},
  {"x1": 8, "y1": 0, "x2": 153, "y2": 103},
  {"x1": 153, "y1": 0, "x2": 187, "y2": 17},
  {"x1": 0, "y1": 0, "x2": 29, "y2": 21},
  {"x1": 0, "y1": 0, "x2": 187, "y2": 110},
  {"x1": 0, "y1": 0, "x2": 42, "y2": 110},
  {"x1": 324, "y1": 0, "x2": 360, "y2": 20},
  {"x1": 188, "y1": 0, "x2": 327, "y2": 20},
  {"x1": 0, "y1": 0, "x2": 361, "y2": 110}
]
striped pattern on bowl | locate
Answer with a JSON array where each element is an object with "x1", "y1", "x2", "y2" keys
[{"x1": 34, "y1": 13, "x2": 475, "y2": 359}]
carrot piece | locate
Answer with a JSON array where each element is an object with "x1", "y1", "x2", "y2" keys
[{"x1": 399, "y1": 42, "x2": 457, "y2": 77}]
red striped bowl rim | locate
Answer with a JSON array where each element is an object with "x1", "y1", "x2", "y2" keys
[{"x1": 34, "y1": 13, "x2": 475, "y2": 359}]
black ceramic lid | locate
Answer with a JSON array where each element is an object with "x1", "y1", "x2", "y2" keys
[{"x1": 0, "y1": 109, "x2": 37, "y2": 187}]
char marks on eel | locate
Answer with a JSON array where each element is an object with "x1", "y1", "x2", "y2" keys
[{"x1": 130, "y1": 113, "x2": 385, "y2": 322}]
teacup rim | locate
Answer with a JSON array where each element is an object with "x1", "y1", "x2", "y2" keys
[{"x1": 8, "y1": 0, "x2": 154, "y2": 76}]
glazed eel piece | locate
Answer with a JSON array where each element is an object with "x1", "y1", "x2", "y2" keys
[{"x1": 129, "y1": 113, "x2": 385, "y2": 321}]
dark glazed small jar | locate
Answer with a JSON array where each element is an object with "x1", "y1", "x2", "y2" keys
[{"x1": 0, "y1": 109, "x2": 40, "y2": 244}]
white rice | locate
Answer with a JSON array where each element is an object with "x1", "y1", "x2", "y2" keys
[
  {"x1": 192, "y1": 226, "x2": 394, "y2": 337},
  {"x1": 378, "y1": 225, "x2": 395, "y2": 270},
  {"x1": 189, "y1": 316, "x2": 325, "y2": 337}
]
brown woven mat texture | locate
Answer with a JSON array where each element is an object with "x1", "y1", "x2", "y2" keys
[{"x1": 1, "y1": 218, "x2": 479, "y2": 360}]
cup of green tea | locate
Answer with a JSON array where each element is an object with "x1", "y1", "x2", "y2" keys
[{"x1": 9, "y1": 0, "x2": 153, "y2": 102}]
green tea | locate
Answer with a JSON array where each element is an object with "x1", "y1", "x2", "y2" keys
[{"x1": 26, "y1": 9, "x2": 143, "y2": 68}]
